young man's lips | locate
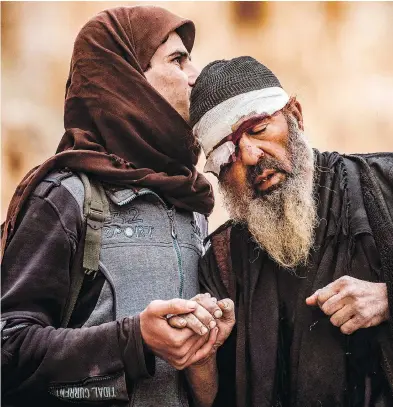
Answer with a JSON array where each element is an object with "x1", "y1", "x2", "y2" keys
[{"x1": 254, "y1": 170, "x2": 286, "y2": 191}]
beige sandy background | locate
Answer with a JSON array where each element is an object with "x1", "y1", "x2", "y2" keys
[{"x1": 2, "y1": 1, "x2": 393, "y2": 231}]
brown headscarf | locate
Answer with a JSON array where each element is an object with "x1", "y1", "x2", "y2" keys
[{"x1": 2, "y1": 6, "x2": 214, "y2": 254}]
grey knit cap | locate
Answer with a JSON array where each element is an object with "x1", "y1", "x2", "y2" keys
[{"x1": 190, "y1": 56, "x2": 282, "y2": 128}]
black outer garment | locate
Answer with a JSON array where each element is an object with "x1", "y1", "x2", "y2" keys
[
  {"x1": 1, "y1": 181, "x2": 155, "y2": 406},
  {"x1": 199, "y1": 150, "x2": 393, "y2": 407}
]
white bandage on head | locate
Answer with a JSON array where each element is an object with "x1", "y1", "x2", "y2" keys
[{"x1": 193, "y1": 87, "x2": 289, "y2": 177}]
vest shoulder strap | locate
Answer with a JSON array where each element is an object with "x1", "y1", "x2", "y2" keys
[{"x1": 60, "y1": 173, "x2": 109, "y2": 328}]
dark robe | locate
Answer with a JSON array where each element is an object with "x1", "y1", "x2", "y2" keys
[{"x1": 199, "y1": 151, "x2": 393, "y2": 407}]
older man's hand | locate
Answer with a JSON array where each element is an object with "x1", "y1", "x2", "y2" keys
[
  {"x1": 169, "y1": 293, "x2": 236, "y2": 362},
  {"x1": 168, "y1": 293, "x2": 224, "y2": 336},
  {"x1": 306, "y1": 276, "x2": 389, "y2": 335}
]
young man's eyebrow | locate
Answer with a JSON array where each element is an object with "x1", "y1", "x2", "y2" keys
[{"x1": 167, "y1": 50, "x2": 191, "y2": 61}]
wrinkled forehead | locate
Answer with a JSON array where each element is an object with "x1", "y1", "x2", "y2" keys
[
  {"x1": 231, "y1": 111, "x2": 272, "y2": 133},
  {"x1": 193, "y1": 88, "x2": 289, "y2": 156}
]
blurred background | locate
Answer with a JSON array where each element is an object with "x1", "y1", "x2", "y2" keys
[{"x1": 2, "y1": 1, "x2": 393, "y2": 231}]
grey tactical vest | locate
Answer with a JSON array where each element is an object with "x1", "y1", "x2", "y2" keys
[{"x1": 61, "y1": 174, "x2": 208, "y2": 407}]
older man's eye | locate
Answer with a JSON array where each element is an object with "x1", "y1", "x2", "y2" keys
[{"x1": 248, "y1": 124, "x2": 268, "y2": 136}]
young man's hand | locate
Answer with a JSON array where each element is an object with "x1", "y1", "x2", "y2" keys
[{"x1": 140, "y1": 298, "x2": 219, "y2": 370}]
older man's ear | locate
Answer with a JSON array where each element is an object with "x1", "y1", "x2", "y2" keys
[{"x1": 286, "y1": 97, "x2": 304, "y2": 131}]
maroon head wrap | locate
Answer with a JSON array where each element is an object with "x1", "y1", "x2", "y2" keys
[{"x1": 2, "y1": 6, "x2": 214, "y2": 254}]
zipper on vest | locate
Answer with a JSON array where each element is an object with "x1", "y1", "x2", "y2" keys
[
  {"x1": 115, "y1": 193, "x2": 138, "y2": 207},
  {"x1": 117, "y1": 188, "x2": 185, "y2": 299},
  {"x1": 167, "y1": 209, "x2": 184, "y2": 298}
]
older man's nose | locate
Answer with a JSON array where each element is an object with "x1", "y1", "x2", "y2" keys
[{"x1": 239, "y1": 137, "x2": 265, "y2": 166}]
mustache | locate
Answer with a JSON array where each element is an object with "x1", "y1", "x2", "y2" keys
[{"x1": 247, "y1": 156, "x2": 290, "y2": 185}]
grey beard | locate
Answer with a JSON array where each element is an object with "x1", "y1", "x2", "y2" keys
[{"x1": 219, "y1": 116, "x2": 317, "y2": 269}]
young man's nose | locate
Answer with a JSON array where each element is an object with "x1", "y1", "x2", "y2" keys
[{"x1": 188, "y1": 63, "x2": 200, "y2": 87}]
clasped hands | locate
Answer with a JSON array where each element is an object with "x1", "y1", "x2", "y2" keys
[{"x1": 140, "y1": 293, "x2": 235, "y2": 370}]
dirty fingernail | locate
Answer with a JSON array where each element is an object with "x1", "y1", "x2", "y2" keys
[{"x1": 214, "y1": 310, "x2": 223, "y2": 318}]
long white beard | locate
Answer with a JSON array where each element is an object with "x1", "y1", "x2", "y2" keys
[{"x1": 220, "y1": 116, "x2": 317, "y2": 269}]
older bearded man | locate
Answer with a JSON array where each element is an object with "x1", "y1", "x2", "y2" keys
[{"x1": 182, "y1": 57, "x2": 393, "y2": 407}]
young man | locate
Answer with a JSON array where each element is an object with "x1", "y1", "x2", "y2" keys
[
  {"x1": 1, "y1": 6, "x2": 234, "y2": 406},
  {"x1": 187, "y1": 57, "x2": 393, "y2": 406}
]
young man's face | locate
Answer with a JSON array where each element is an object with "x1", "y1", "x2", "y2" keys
[{"x1": 145, "y1": 32, "x2": 199, "y2": 122}]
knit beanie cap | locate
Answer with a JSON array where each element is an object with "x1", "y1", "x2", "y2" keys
[{"x1": 190, "y1": 56, "x2": 289, "y2": 176}]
